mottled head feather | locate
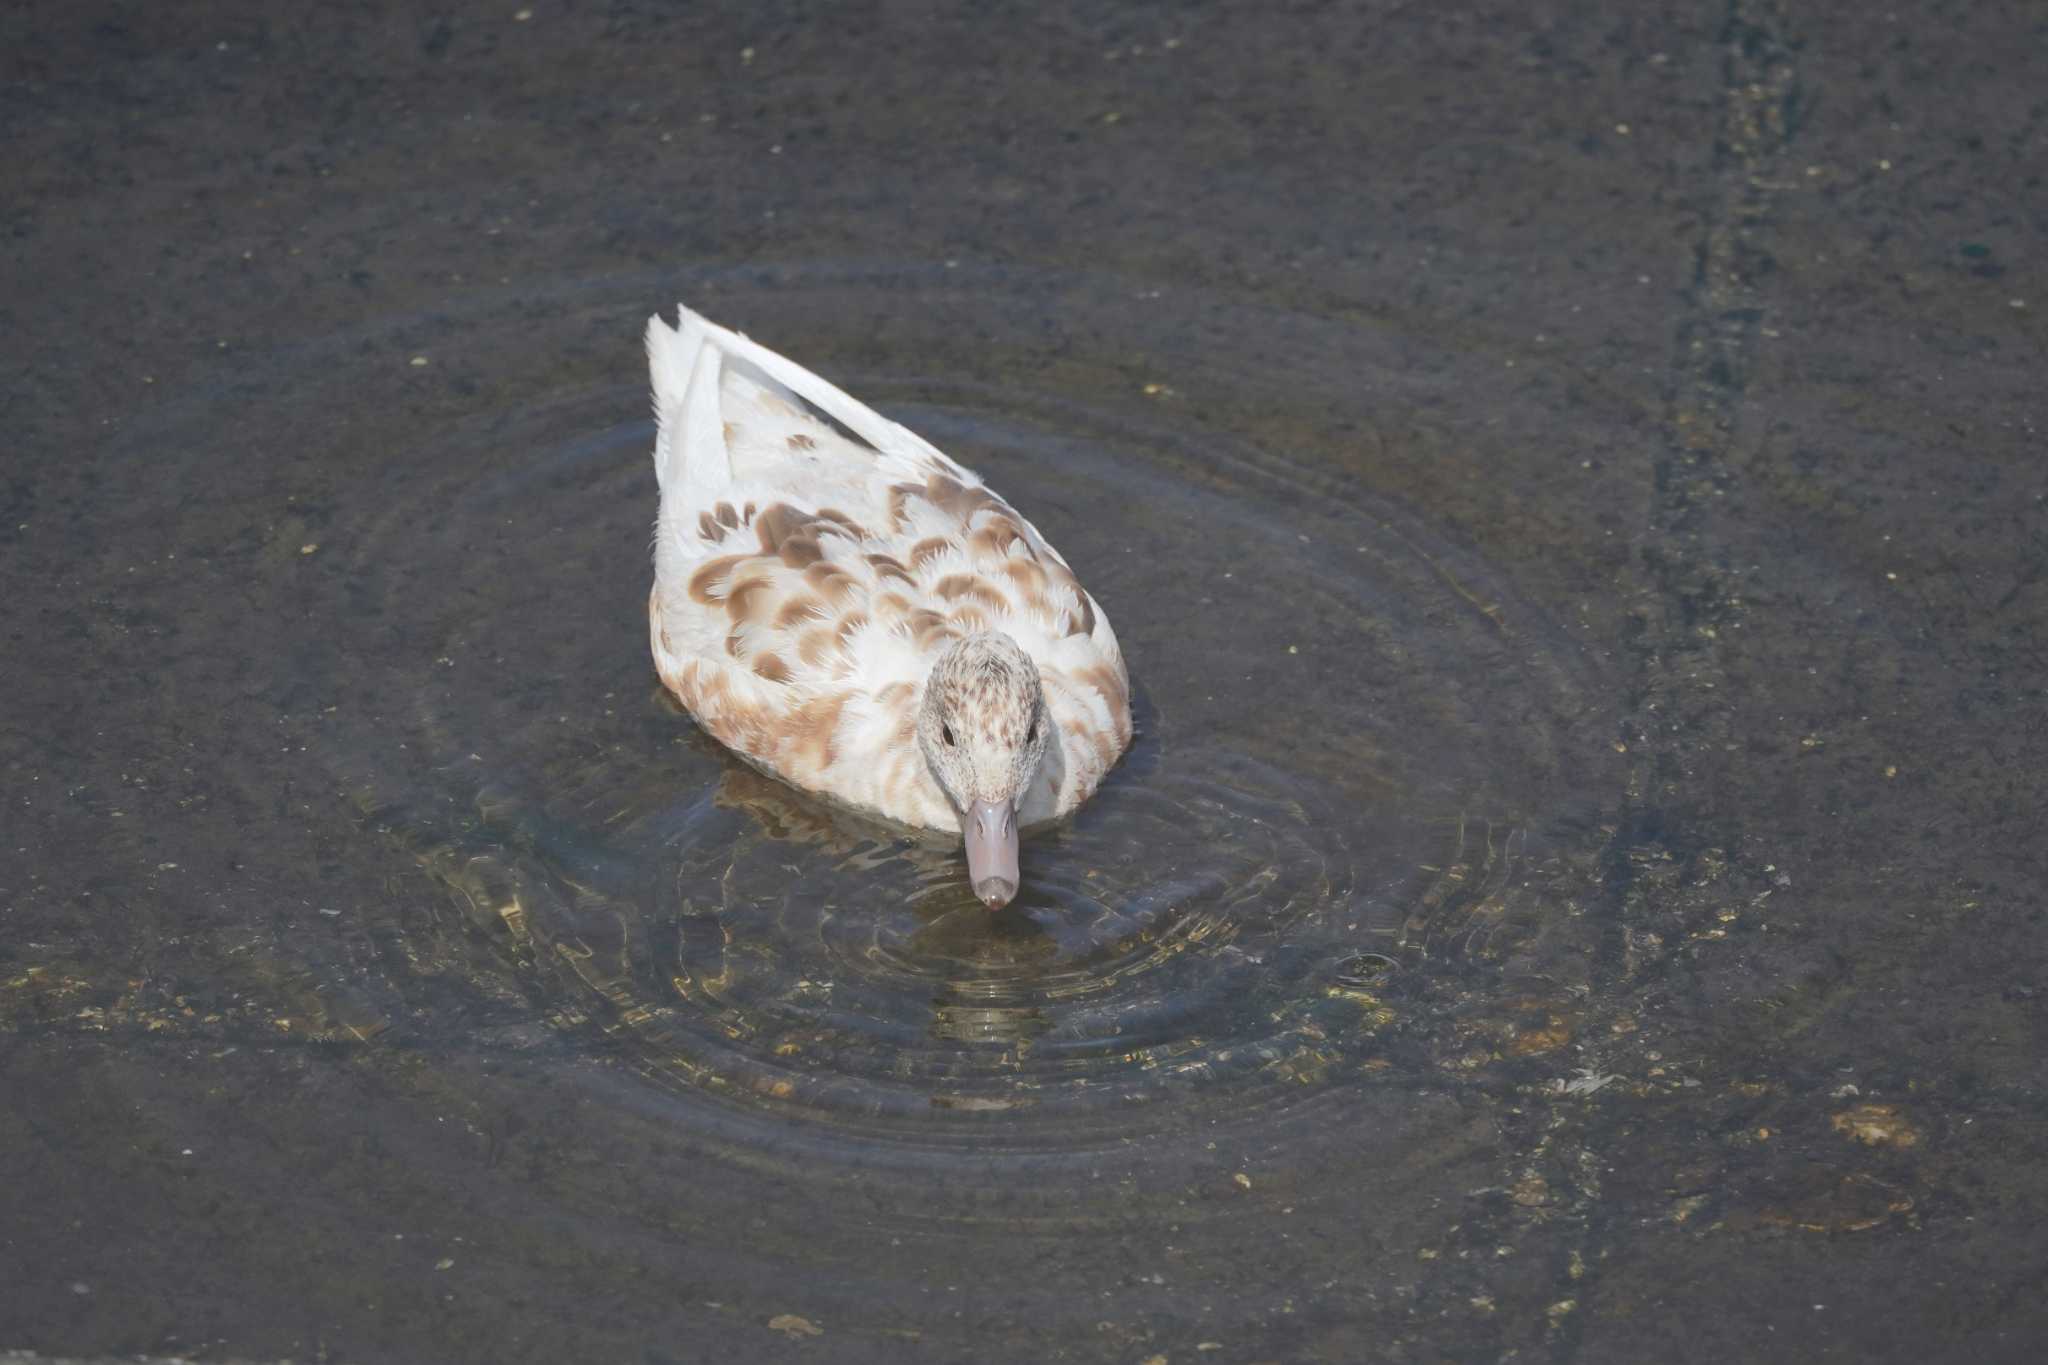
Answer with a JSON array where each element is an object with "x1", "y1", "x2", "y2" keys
[{"x1": 916, "y1": 632, "x2": 1049, "y2": 810}]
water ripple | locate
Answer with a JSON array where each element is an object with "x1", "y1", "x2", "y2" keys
[{"x1": 292, "y1": 262, "x2": 1622, "y2": 1172}]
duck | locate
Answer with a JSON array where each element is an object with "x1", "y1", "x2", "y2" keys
[{"x1": 645, "y1": 304, "x2": 1133, "y2": 908}]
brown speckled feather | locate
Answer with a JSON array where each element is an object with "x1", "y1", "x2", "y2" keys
[{"x1": 646, "y1": 305, "x2": 1131, "y2": 834}]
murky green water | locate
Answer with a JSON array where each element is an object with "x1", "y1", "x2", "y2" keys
[{"x1": 6, "y1": 3, "x2": 2045, "y2": 1362}]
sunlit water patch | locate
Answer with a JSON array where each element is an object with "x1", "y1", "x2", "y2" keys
[{"x1": 278, "y1": 264, "x2": 1622, "y2": 1168}]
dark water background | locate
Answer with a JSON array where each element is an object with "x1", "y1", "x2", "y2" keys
[{"x1": 4, "y1": 2, "x2": 2045, "y2": 1361}]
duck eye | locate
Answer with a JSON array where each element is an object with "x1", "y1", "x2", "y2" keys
[{"x1": 941, "y1": 722, "x2": 957, "y2": 747}]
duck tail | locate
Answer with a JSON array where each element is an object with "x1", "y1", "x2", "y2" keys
[
  {"x1": 649, "y1": 303, "x2": 951, "y2": 472},
  {"x1": 646, "y1": 305, "x2": 731, "y2": 493}
]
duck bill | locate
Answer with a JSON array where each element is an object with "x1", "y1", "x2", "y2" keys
[{"x1": 963, "y1": 798, "x2": 1019, "y2": 909}]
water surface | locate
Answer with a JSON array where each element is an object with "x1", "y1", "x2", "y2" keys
[{"x1": 5, "y1": 3, "x2": 2045, "y2": 1361}]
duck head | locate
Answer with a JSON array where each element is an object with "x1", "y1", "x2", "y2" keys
[{"x1": 917, "y1": 632, "x2": 1050, "y2": 909}]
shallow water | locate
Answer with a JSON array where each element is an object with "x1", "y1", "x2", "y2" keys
[
  {"x1": 6, "y1": 3, "x2": 2047, "y2": 1361},
  {"x1": 302, "y1": 270, "x2": 1616, "y2": 1145}
]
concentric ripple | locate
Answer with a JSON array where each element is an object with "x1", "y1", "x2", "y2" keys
[{"x1": 296, "y1": 263, "x2": 1622, "y2": 1160}]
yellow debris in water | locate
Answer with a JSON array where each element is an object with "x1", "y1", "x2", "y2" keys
[{"x1": 1832, "y1": 1103, "x2": 1919, "y2": 1147}]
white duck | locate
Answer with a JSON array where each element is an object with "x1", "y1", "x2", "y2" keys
[{"x1": 645, "y1": 304, "x2": 1133, "y2": 908}]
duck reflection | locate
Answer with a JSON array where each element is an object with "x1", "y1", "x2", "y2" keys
[{"x1": 707, "y1": 751, "x2": 1070, "y2": 1046}]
